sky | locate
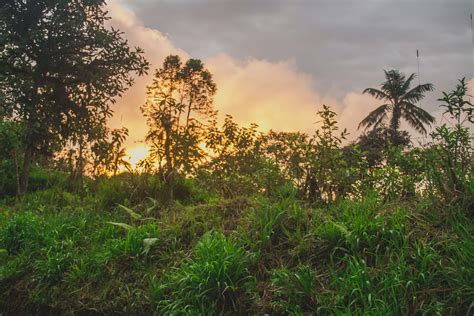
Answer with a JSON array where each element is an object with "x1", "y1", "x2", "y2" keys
[{"x1": 105, "y1": 0, "x2": 474, "y2": 165}]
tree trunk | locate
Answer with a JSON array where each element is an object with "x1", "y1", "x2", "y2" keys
[
  {"x1": 78, "y1": 141, "x2": 85, "y2": 201},
  {"x1": 164, "y1": 124, "x2": 173, "y2": 206},
  {"x1": 389, "y1": 106, "x2": 401, "y2": 134},
  {"x1": 13, "y1": 149, "x2": 21, "y2": 202},
  {"x1": 19, "y1": 144, "x2": 34, "y2": 196},
  {"x1": 389, "y1": 105, "x2": 402, "y2": 144}
]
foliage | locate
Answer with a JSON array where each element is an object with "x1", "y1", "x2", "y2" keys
[
  {"x1": 199, "y1": 115, "x2": 286, "y2": 198},
  {"x1": 355, "y1": 127, "x2": 411, "y2": 167},
  {"x1": 359, "y1": 69, "x2": 434, "y2": 136},
  {"x1": 303, "y1": 105, "x2": 353, "y2": 203},
  {"x1": 426, "y1": 78, "x2": 473, "y2": 208},
  {"x1": 0, "y1": 0, "x2": 149, "y2": 194},
  {"x1": 142, "y1": 55, "x2": 216, "y2": 203},
  {"x1": 0, "y1": 187, "x2": 472, "y2": 314},
  {"x1": 150, "y1": 232, "x2": 254, "y2": 315},
  {"x1": 269, "y1": 265, "x2": 317, "y2": 314}
]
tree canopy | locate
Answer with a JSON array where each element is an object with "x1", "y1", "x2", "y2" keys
[
  {"x1": 141, "y1": 55, "x2": 216, "y2": 202},
  {"x1": 359, "y1": 70, "x2": 435, "y2": 136},
  {"x1": 0, "y1": 0, "x2": 149, "y2": 195}
]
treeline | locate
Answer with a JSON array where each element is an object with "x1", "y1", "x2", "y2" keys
[{"x1": 1, "y1": 0, "x2": 473, "y2": 212}]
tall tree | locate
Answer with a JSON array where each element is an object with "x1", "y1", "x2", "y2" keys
[
  {"x1": 0, "y1": 0, "x2": 149, "y2": 195},
  {"x1": 359, "y1": 70, "x2": 435, "y2": 137},
  {"x1": 142, "y1": 55, "x2": 216, "y2": 203}
]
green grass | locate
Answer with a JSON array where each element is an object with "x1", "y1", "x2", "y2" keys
[{"x1": 0, "y1": 190, "x2": 472, "y2": 315}]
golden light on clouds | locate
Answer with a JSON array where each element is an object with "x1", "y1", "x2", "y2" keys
[{"x1": 106, "y1": 0, "x2": 474, "y2": 167}]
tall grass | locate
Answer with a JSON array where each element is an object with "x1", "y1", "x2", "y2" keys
[{"x1": 0, "y1": 192, "x2": 472, "y2": 314}]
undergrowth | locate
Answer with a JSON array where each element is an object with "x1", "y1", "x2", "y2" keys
[{"x1": 0, "y1": 191, "x2": 472, "y2": 315}]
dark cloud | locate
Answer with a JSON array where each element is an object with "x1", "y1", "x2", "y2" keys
[{"x1": 122, "y1": 0, "x2": 472, "y2": 112}]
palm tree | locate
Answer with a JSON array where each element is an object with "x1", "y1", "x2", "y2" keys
[{"x1": 359, "y1": 69, "x2": 435, "y2": 135}]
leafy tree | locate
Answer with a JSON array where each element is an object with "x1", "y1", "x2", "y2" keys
[
  {"x1": 54, "y1": 126, "x2": 129, "y2": 198},
  {"x1": 0, "y1": 0, "x2": 149, "y2": 195},
  {"x1": 359, "y1": 70, "x2": 435, "y2": 137},
  {"x1": 200, "y1": 115, "x2": 279, "y2": 197},
  {"x1": 142, "y1": 55, "x2": 216, "y2": 203},
  {"x1": 263, "y1": 131, "x2": 309, "y2": 191}
]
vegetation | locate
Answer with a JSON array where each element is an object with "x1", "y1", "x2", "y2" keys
[
  {"x1": 359, "y1": 69, "x2": 435, "y2": 140},
  {"x1": 0, "y1": 0, "x2": 149, "y2": 196},
  {"x1": 0, "y1": 1, "x2": 473, "y2": 315}
]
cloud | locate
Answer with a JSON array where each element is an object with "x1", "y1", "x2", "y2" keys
[
  {"x1": 338, "y1": 92, "x2": 380, "y2": 140},
  {"x1": 127, "y1": 0, "x2": 472, "y2": 103},
  {"x1": 106, "y1": 1, "x2": 343, "y2": 149},
  {"x1": 206, "y1": 54, "x2": 338, "y2": 133},
  {"x1": 206, "y1": 54, "x2": 384, "y2": 141},
  {"x1": 107, "y1": 0, "x2": 462, "y2": 160},
  {"x1": 106, "y1": 0, "x2": 187, "y2": 151}
]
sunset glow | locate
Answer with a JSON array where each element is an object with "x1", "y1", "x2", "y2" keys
[
  {"x1": 107, "y1": 1, "x2": 474, "y2": 155},
  {"x1": 126, "y1": 144, "x2": 150, "y2": 169}
]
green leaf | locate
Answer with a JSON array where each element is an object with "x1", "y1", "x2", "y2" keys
[
  {"x1": 142, "y1": 238, "x2": 159, "y2": 255},
  {"x1": 105, "y1": 221, "x2": 134, "y2": 230},
  {"x1": 118, "y1": 204, "x2": 142, "y2": 220}
]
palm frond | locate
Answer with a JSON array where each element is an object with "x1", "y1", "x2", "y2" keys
[
  {"x1": 362, "y1": 88, "x2": 389, "y2": 100},
  {"x1": 382, "y1": 70, "x2": 404, "y2": 98},
  {"x1": 402, "y1": 111, "x2": 428, "y2": 134},
  {"x1": 401, "y1": 102, "x2": 435, "y2": 134},
  {"x1": 358, "y1": 104, "x2": 390, "y2": 130},
  {"x1": 402, "y1": 83, "x2": 434, "y2": 104},
  {"x1": 401, "y1": 73, "x2": 416, "y2": 93}
]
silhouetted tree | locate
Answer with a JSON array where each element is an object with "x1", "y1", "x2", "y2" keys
[
  {"x1": 142, "y1": 55, "x2": 216, "y2": 203},
  {"x1": 359, "y1": 70, "x2": 435, "y2": 138},
  {"x1": 201, "y1": 115, "x2": 270, "y2": 197},
  {"x1": 357, "y1": 127, "x2": 410, "y2": 167}
]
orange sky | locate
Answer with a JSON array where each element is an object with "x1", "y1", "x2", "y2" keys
[{"x1": 106, "y1": 0, "x2": 474, "y2": 168}]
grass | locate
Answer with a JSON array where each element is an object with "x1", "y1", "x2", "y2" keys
[{"x1": 0, "y1": 189, "x2": 472, "y2": 315}]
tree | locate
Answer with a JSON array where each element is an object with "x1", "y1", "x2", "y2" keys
[
  {"x1": 262, "y1": 130, "x2": 309, "y2": 190},
  {"x1": 0, "y1": 121, "x2": 24, "y2": 197},
  {"x1": 0, "y1": 0, "x2": 149, "y2": 195},
  {"x1": 359, "y1": 70, "x2": 435, "y2": 137},
  {"x1": 356, "y1": 127, "x2": 410, "y2": 167},
  {"x1": 89, "y1": 127, "x2": 130, "y2": 176},
  {"x1": 200, "y1": 115, "x2": 276, "y2": 197},
  {"x1": 142, "y1": 55, "x2": 216, "y2": 203}
]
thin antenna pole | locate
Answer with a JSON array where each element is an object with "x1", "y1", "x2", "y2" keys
[
  {"x1": 469, "y1": 13, "x2": 472, "y2": 105},
  {"x1": 416, "y1": 49, "x2": 423, "y2": 109},
  {"x1": 416, "y1": 49, "x2": 421, "y2": 87}
]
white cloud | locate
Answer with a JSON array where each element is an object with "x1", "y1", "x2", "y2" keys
[{"x1": 106, "y1": 0, "x2": 187, "y2": 151}]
